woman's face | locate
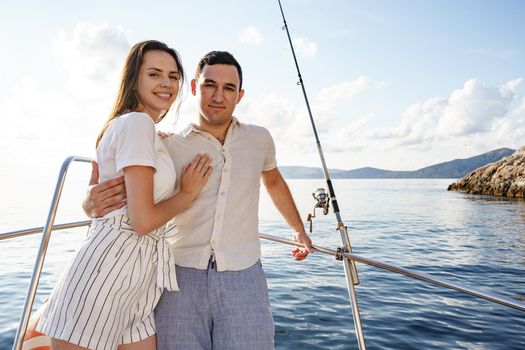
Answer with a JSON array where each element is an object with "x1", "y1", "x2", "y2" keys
[{"x1": 135, "y1": 50, "x2": 180, "y2": 120}]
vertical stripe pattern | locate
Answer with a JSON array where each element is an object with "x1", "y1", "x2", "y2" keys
[{"x1": 36, "y1": 214, "x2": 178, "y2": 350}]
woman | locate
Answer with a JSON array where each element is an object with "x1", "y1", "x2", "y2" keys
[{"x1": 37, "y1": 40, "x2": 211, "y2": 350}]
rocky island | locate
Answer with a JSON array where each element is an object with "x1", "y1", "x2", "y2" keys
[{"x1": 448, "y1": 147, "x2": 525, "y2": 197}]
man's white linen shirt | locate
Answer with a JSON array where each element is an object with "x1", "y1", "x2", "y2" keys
[{"x1": 162, "y1": 118, "x2": 277, "y2": 272}]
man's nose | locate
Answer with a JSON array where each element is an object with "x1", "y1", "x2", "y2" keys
[{"x1": 212, "y1": 87, "x2": 224, "y2": 102}]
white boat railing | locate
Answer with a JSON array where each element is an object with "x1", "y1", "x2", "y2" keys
[
  {"x1": 7, "y1": 155, "x2": 92, "y2": 350},
  {"x1": 2, "y1": 156, "x2": 525, "y2": 350}
]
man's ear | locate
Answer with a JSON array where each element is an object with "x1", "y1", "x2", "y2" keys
[
  {"x1": 191, "y1": 79, "x2": 197, "y2": 96},
  {"x1": 237, "y1": 89, "x2": 245, "y2": 103}
]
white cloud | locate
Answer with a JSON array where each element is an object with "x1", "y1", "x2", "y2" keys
[
  {"x1": 235, "y1": 93, "x2": 316, "y2": 160},
  {"x1": 292, "y1": 37, "x2": 318, "y2": 57},
  {"x1": 234, "y1": 77, "x2": 525, "y2": 168},
  {"x1": 437, "y1": 79, "x2": 521, "y2": 136},
  {"x1": 238, "y1": 94, "x2": 308, "y2": 135},
  {"x1": 53, "y1": 22, "x2": 130, "y2": 97},
  {"x1": 374, "y1": 97, "x2": 446, "y2": 150},
  {"x1": 488, "y1": 95, "x2": 525, "y2": 147},
  {"x1": 236, "y1": 78, "x2": 383, "y2": 156},
  {"x1": 328, "y1": 114, "x2": 373, "y2": 152},
  {"x1": 314, "y1": 76, "x2": 386, "y2": 131},
  {"x1": 317, "y1": 76, "x2": 386, "y2": 103},
  {"x1": 0, "y1": 74, "x2": 82, "y2": 177},
  {"x1": 366, "y1": 78, "x2": 524, "y2": 155},
  {"x1": 238, "y1": 26, "x2": 264, "y2": 46},
  {"x1": 0, "y1": 22, "x2": 133, "y2": 183}
]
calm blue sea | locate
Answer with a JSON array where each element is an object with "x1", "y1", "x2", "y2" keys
[{"x1": 1, "y1": 178, "x2": 525, "y2": 349}]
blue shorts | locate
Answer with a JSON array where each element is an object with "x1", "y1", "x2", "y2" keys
[{"x1": 155, "y1": 260, "x2": 275, "y2": 350}]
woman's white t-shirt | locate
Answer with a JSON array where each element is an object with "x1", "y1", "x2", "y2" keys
[{"x1": 96, "y1": 111, "x2": 176, "y2": 218}]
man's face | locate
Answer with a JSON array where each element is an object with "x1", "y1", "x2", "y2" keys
[{"x1": 191, "y1": 64, "x2": 244, "y2": 128}]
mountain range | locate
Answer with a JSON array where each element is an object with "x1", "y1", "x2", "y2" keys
[{"x1": 279, "y1": 148, "x2": 515, "y2": 179}]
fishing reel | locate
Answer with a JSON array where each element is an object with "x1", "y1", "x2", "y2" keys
[{"x1": 306, "y1": 188, "x2": 330, "y2": 233}]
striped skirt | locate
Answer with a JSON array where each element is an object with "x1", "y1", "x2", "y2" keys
[{"x1": 37, "y1": 214, "x2": 178, "y2": 350}]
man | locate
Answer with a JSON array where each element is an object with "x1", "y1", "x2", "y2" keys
[{"x1": 83, "y1": 51, "x2": 313, "y2": 349}]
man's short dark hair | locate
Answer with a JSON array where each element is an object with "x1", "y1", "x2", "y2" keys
[{"x1": 195, "y1": 51, "x2": 243, "y2": 90}]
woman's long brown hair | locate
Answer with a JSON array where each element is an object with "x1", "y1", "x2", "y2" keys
[{"x1": 96, "y1": 40, "x2": 185, "y2": 148}]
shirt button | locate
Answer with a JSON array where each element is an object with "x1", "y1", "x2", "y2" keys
[
  {"x1": 220, "y1": 191, "x2": 225, "y2": 196},
  {"x1": 223, "y1": 168, "x2": 228, "y2": 172}
]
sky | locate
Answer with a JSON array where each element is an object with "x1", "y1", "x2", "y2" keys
[{"x1": 1, "y1": 0, "x2": 524, "y2": 186}]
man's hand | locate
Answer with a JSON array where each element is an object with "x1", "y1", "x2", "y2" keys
[
  {"x1": 291, "y1": 231, "x2": 314, "y2": 261},
  {"x1": 157, "y1": 130, "x2": 174, "y2": 139},
  {"x1": 82, "y1": 161, "x2": 127, "y2": 218},
  {"x1": 262, "y1": 168, "x2": 314, "y2": 261}
]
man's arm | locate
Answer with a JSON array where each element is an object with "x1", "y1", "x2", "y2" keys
[
  {"x1": 261, "y1": 167, "x2": 313, "y2": 260},
  {"x1": 82, "y1": 161, "x2": 127, "y2": 218}
]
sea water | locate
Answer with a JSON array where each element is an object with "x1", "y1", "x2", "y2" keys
[{"x1": 1, "y1": 175, "x2": 524, "y2": 349}]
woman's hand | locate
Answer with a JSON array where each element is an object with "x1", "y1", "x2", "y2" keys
[{"x1": 180, "y1": 154, "x2": 212, "y2": 200}]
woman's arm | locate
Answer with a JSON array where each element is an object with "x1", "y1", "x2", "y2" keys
[{"x1": 124, "y1": 154, "x2": 211, "y2": 235}]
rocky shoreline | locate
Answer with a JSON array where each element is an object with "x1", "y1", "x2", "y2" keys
[{"x1": 448, "y1": 147, "x2": 525, "y2": 197}]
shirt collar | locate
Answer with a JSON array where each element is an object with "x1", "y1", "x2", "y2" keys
[{"x1": 182, "y1": 117, "x2": 241, "y2": 138}]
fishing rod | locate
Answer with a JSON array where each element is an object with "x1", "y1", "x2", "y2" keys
[{"x1": 276, "y1": 1, "x2": 366, "y2": 348}]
